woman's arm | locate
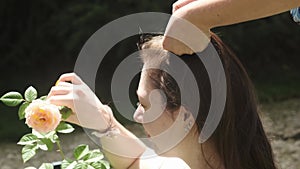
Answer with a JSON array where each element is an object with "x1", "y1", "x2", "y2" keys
[
  {"x1": 177, "y1": 0, "x2": 299, "y2": 30},
  {"x1": 98, "y1": 114, "x2": 146, "y2": 169},
  {"x1": 163, "y1": 0, "x2": 300, "y2": 55},
  {"x1": 47, "y1": 73, "x2": 146, "y2": 169}
]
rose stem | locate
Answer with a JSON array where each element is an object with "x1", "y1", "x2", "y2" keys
[{"x1": 56, "y1": 140, "x2": 66, "y2": 160}]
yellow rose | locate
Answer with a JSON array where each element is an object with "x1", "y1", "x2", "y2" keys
[{"x1": 25, "y1": 100, "x2": 61, "y2": 133}]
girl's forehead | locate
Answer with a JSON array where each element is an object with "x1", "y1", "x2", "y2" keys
[{"x1": 138, "y1": 72, "x2": 150, "y2": 94}]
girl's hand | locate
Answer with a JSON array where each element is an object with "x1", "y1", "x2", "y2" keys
[{"x1": 47, "y1": 73, "x2": 112, "y2": 131}]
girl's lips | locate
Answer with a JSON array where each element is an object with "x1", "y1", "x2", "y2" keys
[
  {"x1": 134, "y1": 114, "x2": 144, "y2": 123},
  {"x1": 133, "y1": 108, "x2": 144, "y2": 123}
]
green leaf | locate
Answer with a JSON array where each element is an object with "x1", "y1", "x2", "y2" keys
[
  {"x1": 61, "y1": 160, "x2": 70, "y2": 169},
  {"x1": 44, "y1": 130, "x2": 57, "y2": 138},
  {"x1": 25, "y1": 86, "x2": 38, "y2": 102},
  {"x1": 50, "y1": 133, "x2": 59, "y2": 143},
  {"x1": 99, "y1": 160, "x2": 110, "y2": 169},
  {"x1": 32, "y1": 129, "x2": 58, "y2": 143},
  {"x1": 61, "y1": 160, "x2": 77, "y2": 169},
  {"x1": 38, "y1": 138, "x2": 53, "y2": 151},
  {"x1": 18, "y1": 102, "x2": 30, "y2": 120},
  {"x1": 32, "y1": 129, "x2": 47, "y2": 139},
  {"x1": 39, "y1": 163, "x2": 54, "y2": 169},
  {"x1": 59, "y1": 106, "x2": 73, "y2": 120},
  {"x1": 74, "y1": 144, "x2": 89, "y2": 160},
  {"x1": 86, "y1": 164, "x2": 96, "y2": 169},
  {"x1": 43, "y1": 130, "x2": 58, "y2": 143},
  {"x1": 39, "y1": 95, "x2": 47, "y2": 101},
  {"x1": 46, "y1": 132, "x2": 59, "y2": 143},
  {"x1": 24, "y1": 167, "x2": 37, "y2": 169},
  {"x1": 37, "y1": 142, "x2": 48, "y2": 151},
  {"x1": 74, "y1": 162, "x2": 90, "y2": 169},
  {"x1": 56, "y1": 122, "x2": 74, "y2": 134},
  {"x1": 22, "y1": 144, "x2": 38, "y2": 163},
  {"x1": 17, "y1": 133, "x2": 38, "y2": 145},
  {"x1": 0, "y1": 91, "x2": 23, "y2": 107},
  {"x1": 89, "y1": 163, "x2": 103, "y2": 169},
  {"x1": 83, "y1": 150, "x2": 104, "y2": 163}
]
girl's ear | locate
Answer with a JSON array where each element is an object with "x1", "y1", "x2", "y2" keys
[{"x1": 176, "y1": 106, "x2": 195, "y2": 123}]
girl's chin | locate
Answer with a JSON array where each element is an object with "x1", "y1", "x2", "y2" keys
[{"x1": 133, "y1": 114, "x2": 144, "y2": 123}]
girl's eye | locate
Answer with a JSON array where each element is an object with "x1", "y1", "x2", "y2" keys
[{"x1": 137, "y1": 102, "x2": 147, "y2": 109}]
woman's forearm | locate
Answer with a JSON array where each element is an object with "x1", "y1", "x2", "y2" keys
[
  {"x1": 179, "y1": 0, "x2": 300, "y2": 30},
  {"x1": 163, "y1": 0, "x2": 300, "y2": 55}
]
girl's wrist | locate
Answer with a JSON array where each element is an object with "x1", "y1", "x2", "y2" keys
[
  {"x1": 100, "y1": 105, "x2": 116, "y2": 129},
  {"x1": 93, "y1": 105, "x2": 120, "y2": 138}
]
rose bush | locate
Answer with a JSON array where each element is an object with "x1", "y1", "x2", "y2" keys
[{"x1": 0, "y1": 86, "x2": 110, "y2": 169}]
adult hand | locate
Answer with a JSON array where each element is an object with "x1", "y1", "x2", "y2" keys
[
  {"x1": 163, "y1": 1, "x2": 197, "y2": 55},
  {"x1": 163, "y1": 2, "x2": 210, "y2": 55},
  {"x1": 47, "y1": 73, "x2": 113, "y2": 131}
]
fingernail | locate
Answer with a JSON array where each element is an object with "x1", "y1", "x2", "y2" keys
[{"x1": 55, "y1": 80, "x2": 59, "y2": 86}]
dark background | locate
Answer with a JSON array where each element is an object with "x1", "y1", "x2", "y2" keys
[{"x1": 0, "y1": 0, "x2": 299, "y2": 142}]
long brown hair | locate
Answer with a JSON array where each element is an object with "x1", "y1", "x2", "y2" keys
[{"x1": 138, "y1": 33, "x2": 277, "y2": 169}]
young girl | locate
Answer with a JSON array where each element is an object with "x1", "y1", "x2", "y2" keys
[{"x1": 47, "y1": 33, "x2": 277, "y2": 169}]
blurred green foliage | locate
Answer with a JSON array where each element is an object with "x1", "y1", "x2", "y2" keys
[
  {"x1": 0, "y1": 0, "x2": 299, "y2": 141},
  {"x1": 214, "y1": 13, "x2": 300, "y2": 102}
]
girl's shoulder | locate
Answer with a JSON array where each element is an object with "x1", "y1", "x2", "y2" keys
[
  {"x1": 136, "y1": 147, "x2": 191, "y2": 169},
  {"x1": 138, "y1": 156, "x2": 191, "y2": 169},
  {"x1": 160, "y1": 157, "x2": 191, "y2": 169}
]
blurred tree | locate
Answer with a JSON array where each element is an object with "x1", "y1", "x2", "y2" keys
[
  {"x1": 0, "y1": 0, "x2": 174, "y2": 141},
  {"x1": 0, "y1": 0, "x2": 299, "y2": 141}
]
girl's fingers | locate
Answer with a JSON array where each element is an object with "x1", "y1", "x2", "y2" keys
[
  {"x1": 55, "y1": 81, "x2": 72, "y2": 87},
  {"x1": 47, "y1": 86, "x2": 71, "y2": 98},
  {"x1": 58, "y1": 72, "x2": 83, "y2": 85},
  {"x1": 47, "y1": 95, "x2": 74, "y2": 109}
]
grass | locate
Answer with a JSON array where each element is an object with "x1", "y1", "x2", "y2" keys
[
  {"x1": 253, "y1": 70, "x2": 300, "y2": 103},
  {"x1": 255, "y1": 81, "x2": 300, "y2": 103}
]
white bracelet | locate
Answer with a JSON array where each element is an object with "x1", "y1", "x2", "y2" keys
[
  {"x1": 92, "y1": 105, "x2": 120, "y2": 138},
  {"x1": 92, "y1": 127, "x2": 120, "y2": 138}
]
